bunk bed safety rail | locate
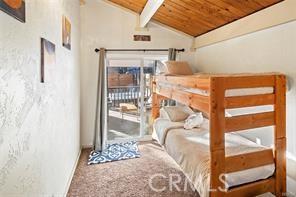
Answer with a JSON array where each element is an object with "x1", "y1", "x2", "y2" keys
[{"x1": 209, "y1": 74, "x2": 286, "y2": 197}]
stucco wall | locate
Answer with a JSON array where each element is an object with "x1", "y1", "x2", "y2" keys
[
  {"x1": 0, "y1": 0, "x2": 80, "y2": 196},
  {"x1": 80, "y1": 0, "x2": 195, "y2": 147}
]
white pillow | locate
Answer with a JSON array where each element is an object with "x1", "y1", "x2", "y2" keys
[
  {"x1": 184, "y1": 112, "x2": 204, "y2": 130},
  {"x1": 161, "y1": 106, "x2": 194, "y2": 122},
  {"x1": 164, "y1": 61, "x2": 193, "y2": 75},
  {"x1": 156, "y1": 61, "x2": 193, "y2": 76}
]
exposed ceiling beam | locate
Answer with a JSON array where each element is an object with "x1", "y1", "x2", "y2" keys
[{"x1": 139, "y1": 0, "x2": 164, "y2": 27}]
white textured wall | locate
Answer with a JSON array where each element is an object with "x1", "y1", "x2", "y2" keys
[
  {"x1": 195, "y1": 20, "x2": 296, "y2": 190},
  {"x1": 80, "y1": 0, "x2": 195, "y2": 146},
  {"x1": 0, "y1": 0, "x2": 80, "y2": 196}
]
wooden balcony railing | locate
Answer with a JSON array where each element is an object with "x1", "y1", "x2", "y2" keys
[{"x1": 108, "y1": 86, "x2": 151, "y2": 107}]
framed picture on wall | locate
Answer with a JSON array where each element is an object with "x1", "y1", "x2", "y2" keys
[
  {"x1": 0, "y1": 0, "x2": 25, "y2": 22},
  {"x1": 41, "y1": 38, "x2": 55, "y2": 83},
  {"x1": 62, "y1": 15, "x2": 71, "y2": 50}
]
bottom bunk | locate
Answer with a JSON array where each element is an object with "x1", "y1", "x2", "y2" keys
[{"x1": 153, "y1": 116, "x2": 275, "y2": 197}]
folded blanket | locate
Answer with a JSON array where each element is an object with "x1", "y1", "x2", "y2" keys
[{"x1": 153, "y1": 118, "x2": 184, "y2": 145}]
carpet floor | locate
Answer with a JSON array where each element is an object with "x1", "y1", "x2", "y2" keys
[{"x1": 67, "y1": 141, "x2": 199, "y2": 197}]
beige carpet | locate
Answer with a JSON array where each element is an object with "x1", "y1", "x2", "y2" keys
[{"x1": 67, "y1": 141, "x2": 199, "y2": 197}]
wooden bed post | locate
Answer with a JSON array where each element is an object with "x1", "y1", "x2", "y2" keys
[
  {"x1": 274, "y1": 75, "x2": 287, "y2": 196},
  {"x1": 209, "y1": 77, "x2": 226, "y2": 197},
  {"x1": 152, "y1": 93, "x2": 161, "y2": 121},
  {"x1": 151, "y1": 78, "x2": 162, "y2": 121}
]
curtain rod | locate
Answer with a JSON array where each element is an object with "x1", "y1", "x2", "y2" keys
[{"x1": 94, "y1": 48, "x2": 185, "y2": 53}]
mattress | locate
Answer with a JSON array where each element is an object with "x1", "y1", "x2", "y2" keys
[
  {"x1": 153, "y1": 118, "x2": 275, "y2": 197},
  {"x1": 157, "y1": 82, "x2": 274, "y2": 115},
  {"x1": 157, "y1": 82, "x2": 274, "y2": 97}
]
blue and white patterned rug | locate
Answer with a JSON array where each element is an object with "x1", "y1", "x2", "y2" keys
[{"x1": 88, "y1": 141, "x2": 140, "y2": 165}]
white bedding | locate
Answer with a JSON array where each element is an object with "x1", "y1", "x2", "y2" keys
[
  {"x1": 153, "y1": 118, "x2": 275, "y2": 197},
  {"x1": 157, "y1": 82, "x2": 274, "y2": 97},
  {"x1": 157, "y1": 82, "x2": 274, "y2": 115}
]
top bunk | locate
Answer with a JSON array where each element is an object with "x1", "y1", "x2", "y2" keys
[
  {"x1": 153, "y1": 72, "x2": 285, "y2": 118},
  {"x1": 155, "y1": 72, "x2": 280, "y2": 90}
]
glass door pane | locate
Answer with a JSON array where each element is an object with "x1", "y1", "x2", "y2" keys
[
  {"x1": 106, "y1": 57, "x2": 167, "y2": 142},
  {"x1": 107, "y1": 59, "x2": 142, "y2": 141},
  {"x1": 142, "y1": 60, "x2": 156, "y2": 136}
]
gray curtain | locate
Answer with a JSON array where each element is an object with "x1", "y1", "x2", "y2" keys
[
  {"x1": 168, "y1": 48, "x2": 177, "y2": 61},
  {"x1": 168, "y1": 48, "x2": 177, "y2": 106},
  {"x1": 94, "y1": 48, "x2": 108, "y2": 151}
]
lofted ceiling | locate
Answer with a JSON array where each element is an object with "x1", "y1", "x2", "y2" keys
[
  {"x1": 108, "y1": 0, "x2": 283, "y2": 37},
  {"x1": 109, "y1": 0, "x2": 148, "y2": 13}
]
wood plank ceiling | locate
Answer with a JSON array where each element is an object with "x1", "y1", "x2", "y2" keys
[{"x1": 109, "y1": 0, "x2": 283, "y2": 37}]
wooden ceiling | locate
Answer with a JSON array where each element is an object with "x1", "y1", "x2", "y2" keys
[
  {"x1": 109, "y1": 0, "x2": 283, "y2": 37},
  {"x1": 109, "y1": 0, "x2": 148, "y2": 13}
]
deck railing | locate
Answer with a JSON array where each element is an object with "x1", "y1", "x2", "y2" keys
[{"x1": 108, "y1": 86, "x2": 151, "y2": 107}]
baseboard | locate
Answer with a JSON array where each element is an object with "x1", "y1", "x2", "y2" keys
[{"x1": 64, "y1": 148, "x2": 82, "y2": 197}]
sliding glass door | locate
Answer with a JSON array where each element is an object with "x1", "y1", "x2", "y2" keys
[
  {"x1": 106, "y1": 56, "x2": 166, "y2": 143},
  {"x1": 142, "y1": 59, "x2": 157, "y2": 137},
  {"x1": 107, "y1": 59, "x2": 142, "y2": 142}
]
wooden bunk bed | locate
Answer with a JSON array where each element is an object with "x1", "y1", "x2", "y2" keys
[{"x1": 151, "y1": 73, "x2": 286, "y2": 197}]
